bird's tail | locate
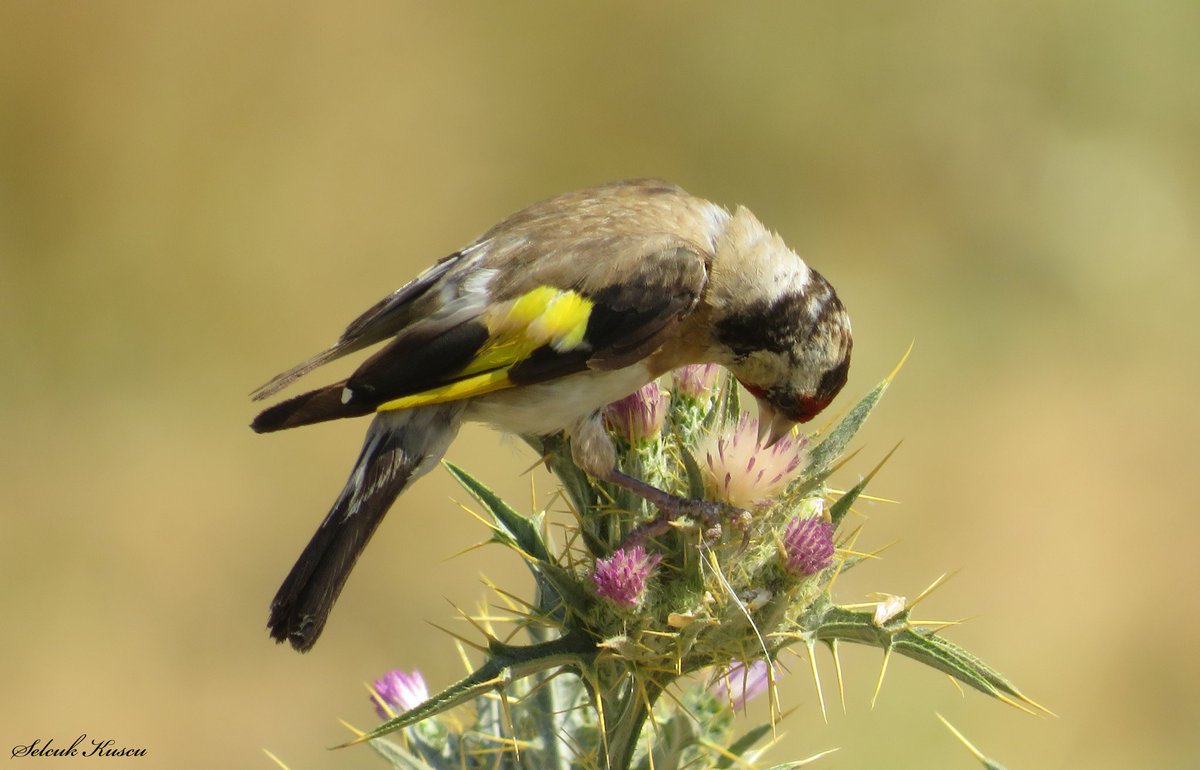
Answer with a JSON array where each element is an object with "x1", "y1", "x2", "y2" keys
[
  {"x1": 251, "y1": 382, "x2": 375, "y2": 433},
  {"x1": 267, "y1": 404, "x2": 465, "y2": 652}
]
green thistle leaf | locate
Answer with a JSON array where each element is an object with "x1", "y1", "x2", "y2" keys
[
  {"x1": 346, "y1": 632, "x2": 598, "y2": 746},
  {"x1": 826, "y1": 441, "x2": 901, "y2": 527},
  {"x1": 367, "y1": 737, "x2": 438, "y2": 770},
  {"x1": 444, "y1": 461, "x2": 595, "y2": 612},
  {"x1": 445, "y1": 461, "x2": 551, "y2": 562},
  {"x1": 806, "y1": 374, "x2": 891, "y2": 483},
  {"x1": 807, "y1": 601, "x2": 1044, "y2": 714}
]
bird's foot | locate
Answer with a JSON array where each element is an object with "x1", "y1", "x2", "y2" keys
[{"x1": 605, "y1": 469, "x2": 743, "y2": 547}]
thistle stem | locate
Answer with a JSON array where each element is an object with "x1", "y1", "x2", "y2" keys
[{"x1": 603, "y1": 677, "x2": 664, "y2": 770}]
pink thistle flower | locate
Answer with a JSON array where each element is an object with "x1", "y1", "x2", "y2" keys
[
  {"x1": 592, "y1": 545, "x2": 662, "y2": 608},
  {"x1": 605, "y1": 382, "x2": 668, "y2": 443},
  {"x1": 697, "y1": 413, "x2": 807, "y2": 508},
  {"x1": 782, "y1": 515, "x2": 835, "y2": 576},
  {"x1": 371, "y1": 668, "x2": 429, "y2": 719},
  {"x1": 711, "y1": 659, "x2": 771, "y2": 710},
  {"x1": 671, "y1": 364, "x2": 719, "y2": 399}
]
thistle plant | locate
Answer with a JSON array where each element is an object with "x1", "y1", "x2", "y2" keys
[{"x1": 330, "y1": 360, "x2": 1044, "y2": 769}]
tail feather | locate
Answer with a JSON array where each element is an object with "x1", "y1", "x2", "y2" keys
[
  {"x1": 251, "y1": 383, "x2": 374, "y2": 433},
  {"x1": 250, "y1": 346, "x2": 343, "y2": 402},
  {"x1": 267, "y1": 405, "x2": 464, "y2": 651}
]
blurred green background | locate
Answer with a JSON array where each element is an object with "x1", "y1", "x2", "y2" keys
[{"x1": 3, "y1": 2, "x2": 1198, "y2": 768}]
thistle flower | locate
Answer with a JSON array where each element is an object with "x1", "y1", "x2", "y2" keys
[
  {"x1": 782, "y1": 515, "x2": 835, "y2": 577},
  {"x1": 711, "y1": 659, "x2": 771, "y2": 710},
  {"x1": 371, "y1": 668, "x2": 429, "y2": 719},
  {"x1": 605, "y1": 382, "x2": 668, "y2": 444},
  {"x1": 671, "y1": 364, "x2": 719, "y2": 399},
  {"x1": 592, "y1": 545, "x2": 662, "y2": 608},
  {"x1": 697, "y1": 413, "x2": 807, "y2": 508}
]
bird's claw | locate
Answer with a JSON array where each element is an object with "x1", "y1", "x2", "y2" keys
[{"x1": 624, "y1": 496, "x2": 745, "y2": 548}]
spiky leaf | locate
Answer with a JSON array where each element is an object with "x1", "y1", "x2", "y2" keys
[
  {"x1": 345, "y1": 633, "x2": 599, "y2": 746},
  {"x1": 367, "y1": 738, "x2": 438, "y2": 770},
  {"x1": 444, "y1": 462, "x2": 594, "y2": 611},
  {"x1": 445, "y1": 462, "x2": 551, "y2": 562},
  {"x1": 826, "y1": 442, "x2": 901, "y2": 527},
  {"x1": 806, "y1": 378, "x2": 889, "y2": 483},
  {"x1": 806, "y1": 602, "x2": 1043, "y2": 713}
]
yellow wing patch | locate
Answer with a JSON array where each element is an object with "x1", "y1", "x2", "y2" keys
[
  {"x1": 376, "y1": 369, "x2": 512, "y2": 411},
  {"x1": 376, "y1": 286, "x2": 593, "y2": 412}
]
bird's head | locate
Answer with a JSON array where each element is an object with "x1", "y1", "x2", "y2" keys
[{"x1": 715, "y1": 266, "x2": 852, "y2": 448}]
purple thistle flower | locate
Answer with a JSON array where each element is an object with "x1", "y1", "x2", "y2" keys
[
  {"x1": 783, "y1": 516, "x2": 835, "y2": 576},
  {"x1": 593, "y1": 545, "x2": 662, "y2": 608},
  {"x1": 371, "y1": 668, "x2": 429, "y2": 719},
  {"x1": 671, "y1": 364, "x2": 719, "y2": 398},
  {"x1": 697, "y1": 413, "x2": 808, "y2": 508},
  {"x1": 711, "y1": 659, "x2": 771, "y2": 710},
  {"x1": 605, "y1": 382, "x2": 668, "y2": 443}
]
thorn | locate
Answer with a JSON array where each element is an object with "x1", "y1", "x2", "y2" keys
[
  {"x1": 909, "y1": 618, "x2": 969, "y2": 633},
  {"x1": 448, "y1": 498, "x2": 501, "y2": 534},
  {"x1": 936, "y1": 713, "x2": 996, "y2": 765},
  {"x1": 829, "y1": 639, "x2": 847, "y2": 714},
  {"x1": 909, "y1": 570, "x2": 959, "y2": 609},
  {"x1": 993, "y1": 690, "x2": 1047, "y2": 718},
  {"x1": 870, "y1": 645, "x2": 893, "y2": 710},
  {"x1": 700, "y1": 544, "x2": 773, "y2": 679},
  {"x1": 337, "y1": 718, "x2": 365, "y2": 738},
  {"x1": 767, "y1": 656, "x2": 782, "y2": 741},
  {"x1": 888, "y1": 340, "x2": 915, "y2": 383},
  {"x1": 1017, "y1": 690, "x2": 1058, "y2": 718},
  {"x1": 850, "y1": 492, "x2": 901, "y2": 505},
  {"x1": 453, "y1": 640, "x2": 473, "y2": 674},
  {"x1": 364, "y1": 681, "x2": 396, "y2": 720},
  {"x1": 443, "y1": 596, "x2": 501, "y2": 643},
  {"x1": 805, "y1": 639, "x2": 828, "y2": 723},
  {"x1": 261, "y1": 749, "x2": 291, "y2": 770},
  {"x1": 497, "y1": 688, "x2": 520, "y2": 761},
  {"x1": 426, "y1": 620, "x2": 487, "y2": 653},
  {"x1": 792, "y1": 747, "x2": 841, "y2": 766}
]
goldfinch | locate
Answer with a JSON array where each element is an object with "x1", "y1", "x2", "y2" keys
[{"x1": 253, "y1": 178, "x2": 852, "y2": 651}]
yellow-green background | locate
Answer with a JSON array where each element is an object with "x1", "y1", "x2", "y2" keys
[{"x1": 3, "y1": 3, "x2": 1197, "y2": 768}]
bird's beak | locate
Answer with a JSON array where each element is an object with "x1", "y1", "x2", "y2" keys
[{"x1": 754, "y1": 397, "x2": 797, "y2": 448}]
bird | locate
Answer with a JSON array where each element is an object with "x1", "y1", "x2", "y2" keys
[{"x1": 252, "y1": 178, "x2": 852, "y2": 652}]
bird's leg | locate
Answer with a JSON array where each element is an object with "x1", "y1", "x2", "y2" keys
[
  {"x1": 602, "y1": 467, "x2": 738, "y2": 547},
  {"x1": 568, "y1": 412, "x2": 742, "y2": 547}
]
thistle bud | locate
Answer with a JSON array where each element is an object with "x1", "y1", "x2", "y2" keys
[
  {"x1": 592, "y1": 545, "x2": 662, "y2": 608},
  {"x1": 671, "y1": 364, "x2": 719, "y2": 399},
  {"x1": 605, "y1": 382, "x2": 668, "y2": 444},
  {"x1": 782, "y1": 515, "x2": 835, "y2": 577},
  {"x1": 371, "y1": 668, "x2": 429, "y2": 719}
]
